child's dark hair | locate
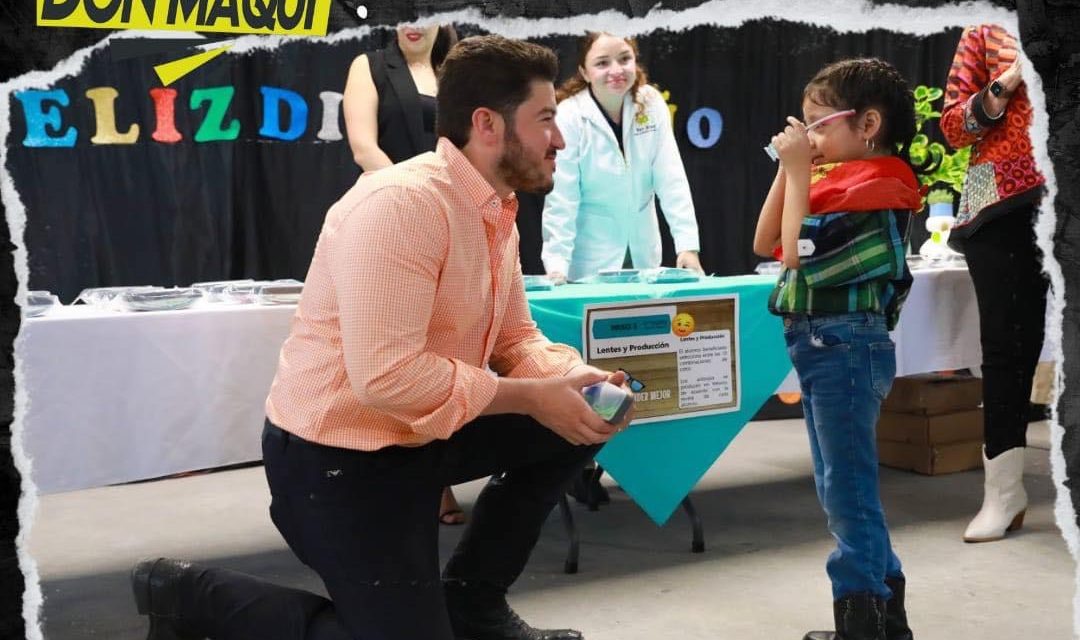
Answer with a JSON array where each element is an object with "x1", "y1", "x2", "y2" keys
[{"x1": 803, "y1": 58, "x2": 917, "y2": 167}]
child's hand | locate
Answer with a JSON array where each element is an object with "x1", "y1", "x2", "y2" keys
[{"x1": 771, "y1": 117, "x2": 811, "y2": 170}]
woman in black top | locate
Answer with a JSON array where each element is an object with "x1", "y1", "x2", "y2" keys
[
  {"x1": 343, "y1": 25, "x2": 467, "y2": 526},
  {"x1": 343, "y1": 25, "x2": 456, "y2": 171}
]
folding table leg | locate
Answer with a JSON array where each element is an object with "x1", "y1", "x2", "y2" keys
[
  {"x1": 681, "y1": 496, "x2": 705, "y2": 553},
  {"x1": 586, "y1": 464, "x2": 604, "y2": 511},
  {"x1": 558, "y1": 494, "x2": 579, "y2": 574}
]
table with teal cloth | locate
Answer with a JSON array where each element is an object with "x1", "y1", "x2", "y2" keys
[
  {"x1": 20, "y1": 269, "x2": 1000, "y2": 499},
  {"x1": 525, "y1": 275, "x2": 793, "y2": 525}
]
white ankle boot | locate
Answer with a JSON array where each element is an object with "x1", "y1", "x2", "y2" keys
[{"x1": 964, "y1": 446, "x2": 1027, "y2": 543}]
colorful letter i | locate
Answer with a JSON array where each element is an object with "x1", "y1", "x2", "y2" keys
[{"x1": 149, "y1": 88, "x2": 183, "y2": 143}]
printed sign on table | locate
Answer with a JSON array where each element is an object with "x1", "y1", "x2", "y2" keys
[{"x1": 582, "y1": 295, "x2": 740, "y2": 423}]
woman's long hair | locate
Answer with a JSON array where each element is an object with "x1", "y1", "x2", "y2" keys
[
  {"x1": 430, "y1": 25, "x2": 459, "y2": 71},
  {"x1": 556, "y1": 32, "x2": 649, "y2": 116}
]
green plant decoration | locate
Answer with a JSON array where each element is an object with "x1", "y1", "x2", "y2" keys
[
  {"x1": 903, "y1": 85, "x2": 971, "y2": 203},
  {"x1": 926, "y1": 188, "x2": 955, "y2": 206}
]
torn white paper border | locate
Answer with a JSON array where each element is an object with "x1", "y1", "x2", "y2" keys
[
  {"x1": 0, "y1": 0, "x2": 1069, "y2": 637},
  {"x1": 1022, "y1": 13, "x2": 1078, "y2": 639}
]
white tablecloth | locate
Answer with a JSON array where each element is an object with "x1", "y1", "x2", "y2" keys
[
  {"x1": 17, "y1": 266, "x2": 1055, "y2": 494},
  {"x1": 775, "y1": 265, "x2": 1055, "y2": 392},
  {"x1": 893, "y1": 266, "x2": 983, "y2": 375},
  {"x1": 18, "y1": 303, "x2": 295, "y2": 493}
]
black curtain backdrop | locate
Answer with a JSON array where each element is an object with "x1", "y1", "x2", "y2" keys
[
  {"x1": 6, "y1": 22, "x2": 961, "y2": 302},
  {"x1": 7, "y1": 31, "x2": 386, "y2": 301}
]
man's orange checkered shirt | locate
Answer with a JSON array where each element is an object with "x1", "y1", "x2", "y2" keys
[{"x1": 266, "y1": 138, "x2": 583, "y2": 451}]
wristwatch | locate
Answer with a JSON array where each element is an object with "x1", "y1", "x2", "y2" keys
[{"x1": 989, "y1": 79, "x2": 1006, "y2": 97}]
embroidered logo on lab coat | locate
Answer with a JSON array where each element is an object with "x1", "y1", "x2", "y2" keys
[{"x1": 633, "y1": 112, "x2": 657, "y2": 134}]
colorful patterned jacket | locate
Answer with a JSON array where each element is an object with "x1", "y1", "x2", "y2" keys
[{"x1": 940, "y1": 24, "x2": 1045, "y2": 234}]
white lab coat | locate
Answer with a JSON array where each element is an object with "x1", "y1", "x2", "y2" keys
[{"x1": 541, "y1": 84, "x2": 700, "y2": 282}]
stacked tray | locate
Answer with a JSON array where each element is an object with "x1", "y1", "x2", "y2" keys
[
  {"x1": 641, "y1": 267, "x2": 701, "y2": 284},
  {"x1": 117, "y1": 288, "x2": 203, "y2": 312},
  {"x1": 75, "y1": 286, "x2": 164, "y2": 311},
  {"x1": 523, "y1": 275, "x2": 555, "y2": 291},
  {"x1": 191, "y1": 279, "x2": 255, "y2": 303},
  {"x1": 23, "y1": 291, "x2": 60, "y2": 318},
  {"x1": 593, "y1": 268, "x2": 641, "y2": 284},
  {"x1": 255, "y1": 281, "x2": 303, "y2": 305}
]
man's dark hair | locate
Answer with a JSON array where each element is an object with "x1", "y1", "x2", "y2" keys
[{"x1": 436, "y1": 35, "x2": 559, "y2": 148}]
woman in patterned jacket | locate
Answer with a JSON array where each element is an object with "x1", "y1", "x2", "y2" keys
[{"x1": 940, "y1": 23, "x2": 1048, "y2": 544}]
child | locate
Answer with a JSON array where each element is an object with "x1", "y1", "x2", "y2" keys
[{"x1": 753, "y1": 58, "x2": 922, "y2": 640}]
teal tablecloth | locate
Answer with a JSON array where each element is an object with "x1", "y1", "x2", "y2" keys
[{"x1": 526, "y1": 275, "x2": 792, "y2": 524}]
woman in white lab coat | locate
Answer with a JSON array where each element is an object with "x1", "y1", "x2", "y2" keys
[{"x1": 542, "y1": 32, "x2": 702, "y2": 283}]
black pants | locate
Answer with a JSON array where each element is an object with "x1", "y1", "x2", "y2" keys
[
  {"x1": 963, "y1": 203, "x2": 1049, "y2": 459},
  {"x1": 176, "y1": 416, "x2": 597, "y2": 640}
]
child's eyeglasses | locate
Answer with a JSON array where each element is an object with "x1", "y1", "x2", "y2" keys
[{"x1": 618, "y1": 369, "x2": 646, "y2": 393}]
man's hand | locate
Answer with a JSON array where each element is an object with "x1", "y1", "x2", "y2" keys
[
  {"x1": 530, "y1": 366, "x2": 634, "y2": 445},
  {"x1": 676, "y1": 250, "x2": 704, "y2": 274},
  {"x1": 603, "y1": 369, "x2": 636, "y2": 433}
]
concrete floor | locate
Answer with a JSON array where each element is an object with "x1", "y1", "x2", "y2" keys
[{"x1": 25, "y1": 418, "x2": 1074, "y2": 640}]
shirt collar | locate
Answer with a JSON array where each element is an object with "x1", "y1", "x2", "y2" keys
[{"x1": 437, "y1": 137, "x2": 518, "y2": 227}]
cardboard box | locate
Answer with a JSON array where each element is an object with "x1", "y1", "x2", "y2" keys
[
  {"x1": 878, "y1": 440, "x2": 984, "y2": 475},
  {"x1": 882, "y1": 373, "x2": 982, "y2": 415},
  {"x1": 877, "y1": 408, "x2": 983, "y2": 445}
]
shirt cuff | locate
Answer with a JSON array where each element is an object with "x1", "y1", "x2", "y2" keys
[
  {"x1": 505, "y1": 344, "x2": 583, "y2": 379},
  {"x1": 429, "y1": 364, "x2": 500, "y2": 438},
  {"x1": 971, "y1": 88, "x2": 1006, "y2": 129},
  {"x1": 542, "y1": 256, "x2": 570, "y2": 277},
  {"x1": 673, "y1": 239, "x2": 701, "y2": 255}
]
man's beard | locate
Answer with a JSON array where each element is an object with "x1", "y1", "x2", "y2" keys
[{"x1": 496, "y1": 130, "x2": 554, "y2": 195}]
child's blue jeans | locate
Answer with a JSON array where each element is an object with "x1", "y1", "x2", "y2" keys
[{"x1": 783, "y1": 311, "x2": 904, "y2": 600}]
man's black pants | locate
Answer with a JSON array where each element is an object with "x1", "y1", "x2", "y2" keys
[{"x1": 175, "y1": 415, "x2": 597, "y2": 639}]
